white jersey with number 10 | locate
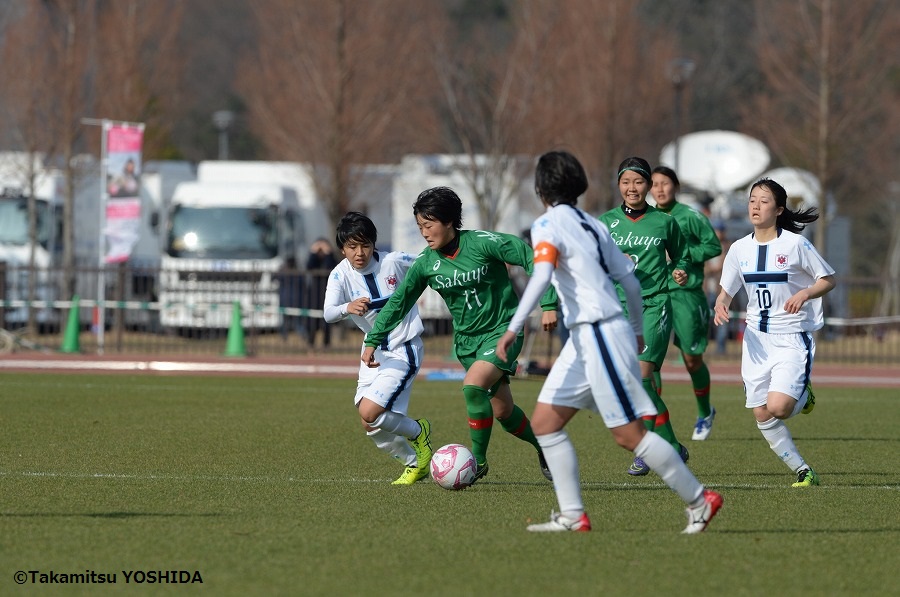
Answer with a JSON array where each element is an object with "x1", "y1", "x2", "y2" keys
[{"x1": 719, "y1": 229, "x2": 834, "y2": 334}]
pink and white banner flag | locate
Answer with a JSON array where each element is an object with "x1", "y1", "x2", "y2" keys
[{"x1": 104, "y1": 123, "x2": 144, "y2": 263}]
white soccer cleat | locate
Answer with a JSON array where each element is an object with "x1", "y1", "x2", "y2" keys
[
  {"x1": 691, "y1": 408, "x2": 716, "y2": 441},
  {"x1": 682, "y1": 489, "x2": 723, "y2": 534},
  {"x1": 527, "y1": 511, "x2": 591, "y2": 532}
]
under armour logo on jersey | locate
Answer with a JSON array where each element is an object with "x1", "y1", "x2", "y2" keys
[
  {"x1": 476, "y1": 230, "x2": 502, "y2": 243},
  {"x1": 433, "y1": 260, "x2": 441, "y2": 271}
]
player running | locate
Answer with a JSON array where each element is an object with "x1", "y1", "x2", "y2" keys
[
  {"x1": 650, "y1": 166, "x2": 722, "y2": 440},
  {"x1": 714, "y1": 178, "x2": 835, "y2": 487},
  {"x1": 599, "y1": 157, "x2": 690, "y2": 475},
  {"x1": 323, "y1": 212, "x2": 432, "y2": 485},
  {"x1": 497, "y1": 150, "x2": 723, "y2": 533},
  {"x1": 362, "y1": 186, "x2": 558, "y2": 483}
]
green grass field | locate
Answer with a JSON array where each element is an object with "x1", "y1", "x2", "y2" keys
[{"x1": 1, "y1": 373, "x2": 897, "y2": 596}]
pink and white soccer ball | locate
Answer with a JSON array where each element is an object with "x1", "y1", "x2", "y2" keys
[{"x1": 430, "y1": 443, "x2": 477, "y2": 490}]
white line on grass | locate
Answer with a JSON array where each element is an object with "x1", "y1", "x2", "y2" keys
[{"x1": 2, "y1": 470, "x2": 897, "y2": 490}]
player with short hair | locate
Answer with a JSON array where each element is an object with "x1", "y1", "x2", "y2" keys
[
  {"x1": 714, "y1": 178, "x2": 835, "y2": 487},
  {"x1": 651, "y1": 166, "x2": 722, "y2": 440},
  {"x1": 323, "y1": 212, "x2": 432, "y2": 485},
  {"x1": 362, "y1": 186, "x2": 558, "y2": 483},
  {"x1": 497, "y1": 150, "x2": 723, "y2": 533},
  {"x1": 599, "y1": 157, "x2": 691, "y2": 475}
]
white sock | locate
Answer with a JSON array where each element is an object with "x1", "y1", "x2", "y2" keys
[
  {"x1": 757, "y1": 417, "x2": 807, "y2": 472},
  {"x1": 634, "y1": 432, "x2": 704, "y2": 505},
  {"x1": 371, "y1": 410, "x2": 422, "y2": 440},
  {"x1": 367, "y1": 428, "x2": 416, "y2": 467},
  {"x1": 536, "y1": 430, "x2": 583, "y2": 516}
]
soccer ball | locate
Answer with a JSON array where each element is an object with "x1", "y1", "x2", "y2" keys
[{"x1": 430, "y1": 443, "x2": 477, "y2": 490}]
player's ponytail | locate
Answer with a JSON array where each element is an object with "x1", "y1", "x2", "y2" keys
[{"x1": 751, "y1": 178, "x2": 819, "y2": 234}]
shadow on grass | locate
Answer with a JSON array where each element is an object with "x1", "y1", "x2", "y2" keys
[
  {"x1": 718, "y1": 527, "x2": 900, "y2": 534},
  {"x1": 700, "y1": 437, "x2": 900, "y2": 443}
]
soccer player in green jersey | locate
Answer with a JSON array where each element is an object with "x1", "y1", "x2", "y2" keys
[
  {"x1": 362, "y1": 186, "x2": 558, "y2": 483},
  {"x1": 651, "y1": 166, "x2": 722, "y2": 440},
  {"x1": 599, "y1": 157, "x2": 690, "y2": 476}
]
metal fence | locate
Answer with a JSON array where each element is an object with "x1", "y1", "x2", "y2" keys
[{"x1": 0, "y1": 263, "x2": 897, "y2": 365}]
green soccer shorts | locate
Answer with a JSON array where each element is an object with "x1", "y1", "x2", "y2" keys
[{"x1": 670, "y1": 288, "x2": 711, "y2": 356}]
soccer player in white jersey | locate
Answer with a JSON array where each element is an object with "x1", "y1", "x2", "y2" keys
[
  {"x1": 497, "y1": 151, "x2": 723, "y2": 533},
  {"x1": 714, "y1": 178, "x2": 836, "y2": 488},
  {"x1": 323, "y1": 212, "x2": 433, "y2": 485}
]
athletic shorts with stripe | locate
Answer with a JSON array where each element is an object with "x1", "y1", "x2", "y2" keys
[
  {"x1": 354, "y1": 337, "x2": 424, "y2": 415},
  {"x1": 622, "y1": 292, "x2": 671, "y2": 370},
  {"x1": 455, "y1": 325, "x2": 524, "y2": 380},
  {"x1": 741, "y1": 326, "x2": 815, "y2": 412},
  {"x1": 538, "y1": 317, "x2": 656, "y2": 428},
  {"x1": 671, "y1": 287, "x2": 710, "y2": 356}
]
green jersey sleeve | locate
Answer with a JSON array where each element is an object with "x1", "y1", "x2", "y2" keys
[
  {"x1": 479, "y1": 231, "x2": 558, "y2": 311},
  {"x1": 665, "y1": 215, "x2": 690, "y2": 273},
  {"x1": 364, "y1": 255, "x2": 429, "y2": 348},
  {"x1": 666, "y1": 203, "x2": 722, "y2": 291}
]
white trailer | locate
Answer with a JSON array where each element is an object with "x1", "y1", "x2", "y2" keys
[
  {"x1": 0, "y1": 152, "x2": 101, "y2": 327},
  {"x1": 0, "y1": 153, "x2": 195, "y2": 329},
  {"x1": 158, "y1": 179, "x2": 306, "y2": 330}
]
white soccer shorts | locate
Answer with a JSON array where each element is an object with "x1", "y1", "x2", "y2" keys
[
  {"x1": 741, "y1": 326, "x2": 815, "y2": 409},
  {"x1": 354, "y1": 337, "x2": 424, "y2": 416},
  {"x1": 538, "y1": 317, "x2": 656, "y2": 428}
]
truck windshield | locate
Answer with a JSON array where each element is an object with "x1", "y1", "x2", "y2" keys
[
  {"x1": 166, "y1": 206, "x2": 279, "y2": 259},
  {"x1": 0, "y1": 197, "x2": 53, "y2": 247}
]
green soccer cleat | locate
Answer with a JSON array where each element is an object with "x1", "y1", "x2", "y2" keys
[
  {"x1": 792, "y1": 468, "x2": 820, "y2": 488},
  {"x1": 538, "y1": 451, "x2": 553, "y2": 481},
  {"x1": 410, "y1": 418, "x2": 433, "y2": 470},
  {"x1": 470, "y1": 461, "x2": 489, "y2": 486},
  {"x1": 391, "y1": 465, "x2": 429, "y2": 485},
  {"x1": 801, "y1": 384, "x2": 816, "y2": 415}
]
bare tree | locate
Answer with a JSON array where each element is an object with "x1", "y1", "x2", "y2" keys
[
  {"x1": 0, "y1": 1, "x2": 97, "y2": 314},
  {"x1": 91, "y1": 0, "x2": 185, "y2": 157},
  {"x1": 493, "y1": 0, "x2": 680, "y2": 214},
  {"x1": 743, "y1": 0, "x2": 898, "y2": 264},
  {"x1": 237, "y1": 0, "x2": 442, "y2": 230}
]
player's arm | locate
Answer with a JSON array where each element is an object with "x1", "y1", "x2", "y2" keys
[
  {"x1": 713, "y1": 288, "x2": 734, "y2": 326},
  {"x1": 784, "y1": 275, "x2": 836, "y2": 314},
  {"x1": 606, "y1": 239, "x2": 643, "y2": 338},
  {"x1": 714, "y1": 246, "x2": 742, "y2": 326},
  {"x1": 690, "y1": 215, "x2": 723, "y2": 265},
  {"x1": 491, "y1": 232, "x2": 559, "y2": 312},
  {"x1": 322, "y1": 268, "x2": 348, "y2": 323},
  {"x1": 667, "y1": 218, "x2": 690, "y2": 285},
  {"x1": 363, "y1": 259, "x2": 427, "y2": 349},
  {"x1": 497, "y1": 256, "x2": 555, "y2": 362}
]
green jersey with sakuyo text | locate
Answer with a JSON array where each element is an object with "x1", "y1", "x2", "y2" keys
[
  {"x1": 599, "y1": 205, "x2": 689, "y2": 298},
  {"x1": 365, "y1": 229, "x2": 556, "y2": 352}
]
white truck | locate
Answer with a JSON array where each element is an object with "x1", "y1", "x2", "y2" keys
[
  {"x1": 0, "y1": 153, "x2": 194, "y2": 330},
  {"x1": 158, "y1": 161, "x2": 326, "y2": 330},
  {"x1": 0, "y1": 152, "x2": 105, "y2": 329}
]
